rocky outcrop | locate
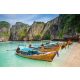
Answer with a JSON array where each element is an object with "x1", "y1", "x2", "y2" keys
[
  {"x1": 57, "y1": 14, "x2": 80, "y2": 39},
  {"x1": 10, "y1": 22, "x2": 30, "y2": 41},
  {"x1": 27, "y1": 17, "x2": 59, "y2": 40},
  {"x1": 0, "y1": 21, "x2": 10, "y2": 41},
  {"x1": 27, "y1": 15, "x2": 80, "y2": 40},
  {"x1": 9, "y1": 17, "x2": 60, "y2": 41},
  {"x1": 1, "y1": 14, "x2": 80, "y2": 41},
  {"x1": 42, "y1": 17, "x2": 59, "y2": 40},
  {"x1": 27, "y1": 22, "x2": 45, "y2": 40}
]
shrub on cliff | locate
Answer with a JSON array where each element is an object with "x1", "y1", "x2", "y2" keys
[
  {"x1": 59, "y1": 14, "x2": 80, "y2": 37},
  {"x1": 43, "y1": 34, "x2": 51, "y2": 40},
  {"x1": 34, "y1": 34, "x2": 41, "y2": 40},
  {"x1": 18, "y1": 28, "x2": 27, "y2": 40}
]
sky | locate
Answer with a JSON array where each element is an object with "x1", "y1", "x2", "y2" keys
[{"x1": 0, "y1": 14, "x2": 59, "y2": 25}]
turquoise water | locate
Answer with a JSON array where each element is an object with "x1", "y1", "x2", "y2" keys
[{"x1": 0, "y1": 41, "x2": 73, "y2": 67}]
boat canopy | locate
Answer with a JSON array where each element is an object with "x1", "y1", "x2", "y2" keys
[{"x1": 21, "y1": 48, "x2": 33, "y2": 52}]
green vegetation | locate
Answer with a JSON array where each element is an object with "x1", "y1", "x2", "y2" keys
[
  {"x1": 0, "y1": 21, "x2": 10, "y2": 28},
  {"x1": 0, "y1": 21, "x2": 10, "y2": 40},
  {"x1": 34, "y1": 34, "x2": 41, "y2": 40},
  {"x1": 34, "y1": 21, "x2": 45, "y2": 24},
  {"x1": 34, "y1": 33, "x2": 51, "y2": 40},
  {"x1": 43, "y1": 33, "x2": 51, "y2": 40},
  {"x1": 0, "y1": 31, "x2": 10, "y2": 37},
  {"x1": 58, "y1": 14, "x2": 80, "y2": 37},
  {"x1": 58, "y1": 30, "x2": 63, "y2": 39},
  {"x1": 18, "y1": 28, "x2": 27, "y2": 40},
  {"x1": 77, "y1": 28, "x2": 80, "y2": 33},
  {"x1": 1, "y1": 15, "x2": 80, "y2": 41}
]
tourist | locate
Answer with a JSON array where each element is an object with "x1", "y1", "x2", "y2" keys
[
  {"x1": 29, "y1": 44, "x2": 34, "y2": 48},
  {"x1": 16, "y1": 47, "x2": 20, "y2": 53},
  {"x1": 41, "y1": 44, "x2": 45, "y2": 49}
]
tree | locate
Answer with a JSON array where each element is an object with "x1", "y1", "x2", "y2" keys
[{"x1": 0, "y1": 21, "x2": 10, "y2": 28}]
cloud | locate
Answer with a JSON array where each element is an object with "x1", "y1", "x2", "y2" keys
[
  {"x1": 34, "y1": 17, "x2": 52, "y2": 22},
  {"x1": 0, "y1": 14, "x2": 58, "y2": 25}
]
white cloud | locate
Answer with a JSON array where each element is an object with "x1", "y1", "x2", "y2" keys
[
  {"x1": 0, "y1": 14, "x2": 58, "y2": 25},
  {"x1": 34, "y1": 17, "x2": 52, "y2": 22},
  {"x1": 2, "y1": 14, "x2": 40, "y2": 25}
]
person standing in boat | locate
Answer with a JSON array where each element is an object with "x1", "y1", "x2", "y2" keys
[
  {"x1": 41, "y1": 44, "x2": 45, "y2": 49},
  {"x1": 29, "y1": 44, "x2": 34, "y2": 48},
  {"x1": 16, "y1": 47, "x2": 20, "y2": 53}
]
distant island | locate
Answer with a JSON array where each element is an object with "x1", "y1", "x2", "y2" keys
[{"x1": 0, "y1": 14, "x2": 80, "y2": 42}]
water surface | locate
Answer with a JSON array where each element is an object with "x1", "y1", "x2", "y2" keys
[{"x1": 0, "y1": 41, "x2": 73, "y2": 67}]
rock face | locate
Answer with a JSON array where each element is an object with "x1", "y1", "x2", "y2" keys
[
  {"x1": 9, "y1": 17, "x2": 61, "y2": 41},
  {"x1": 1, "y1": 14, "x2": 80, "y2": 41},
  {"x1": 42, "y1": 17, "x2": 59, "y2": 40},
  {"x1": 27, "y1": 22, "x2": 45, "y2": 40},
  {"x1": 0, "y1": 21, "x2": 10, "y2": 41},
  {"x1": 27, "y1": 14, "x2": 80, "y2": 40},
  {"x1": 10, "y1": 22, "x2": 30, "y2": 41},
  {"x1": 58, "y1": 14, "x2": 80, "y2": 39},
  {"x1": 27, "y1": 17, "x2": 59, "y2": 40}
]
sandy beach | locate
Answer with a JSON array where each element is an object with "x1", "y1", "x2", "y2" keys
[{"x1": 61, "y1": 43, "x2": 80, "y2": 67}]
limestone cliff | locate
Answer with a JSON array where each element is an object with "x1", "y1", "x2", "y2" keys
[
  {"x1": 42, "y1": 17, "x2": 59, "y2": 40},
  {"x1": 0, "y1": 21, "x2": 10, "y2": 41},
  {"x1": 10, "y1": 17, "x2": 60, "y2": 41},
  {"x1": 10, "y1": 22, "x2": 30, "y2": 41},
  {"x1": 1, "y1": 14, "x2": 80, "y2": 41},
  {"x1": 27, "y1": 22, "x2": 45, "y2": 40},
  {"x1": 27, "y1": 17, "x2": 59, "y2": 40}
]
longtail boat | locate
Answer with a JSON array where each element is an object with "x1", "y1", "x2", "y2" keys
[
  {"x1": 67, "y1": 40, "x2": 73, "y2": 45},
  {"x1": 61, "y1": 40, "x2": 72, "y2": 49},
  {"x1": 67, "y1": 41, "x2": 72, "y2": 45},
  {"x1": 16, "y1": 48, "x2": 57, "y2": 62},
  {"x1": 39, "y1": 45, "x2": 62, "y2": 52},
  {"x1": 61, "y1": 43, "x2": 67, "y2": 49}
]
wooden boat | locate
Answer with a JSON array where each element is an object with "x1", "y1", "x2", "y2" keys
[
  {"x1": 67, "y1": 40, "x2": 73, "y2": 45},
  {"x1": 39, "y1": 45, "x2": 62, "y2": 52},
  {"x1": 61, "y1": 43, "x2": 67, "y2": 49},
  {"x1": 68, "y1": 41, "x2": 72, "y2": 45},
  {"x1": 16, "y1": 50, "x2": 57, "y2": 62},
  {"x1": 61, "y1": 40, "x2": 72, "y2": 49}
]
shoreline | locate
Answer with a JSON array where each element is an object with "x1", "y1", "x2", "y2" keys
[
  {"x1": 0, "y1": 39, "x2": 79, "y2": 42},
  {"x1": 61, "y1": 42, "x2": 80, "y2": 67}
]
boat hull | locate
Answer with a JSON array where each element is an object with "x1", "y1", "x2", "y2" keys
[
  {"x1": 61, "y1": 43, "x2": 67, "y2": 49},
  {"x1": 39, "y1": 45, "x2": 61, "y2": 52},
  {"x1": 16, "y1": 52, "x2": 56, "y2": 62}
]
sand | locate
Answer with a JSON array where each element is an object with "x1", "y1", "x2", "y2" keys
[{"x1": 61, "y1": 43, "x2": 80, "y2": 67}]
